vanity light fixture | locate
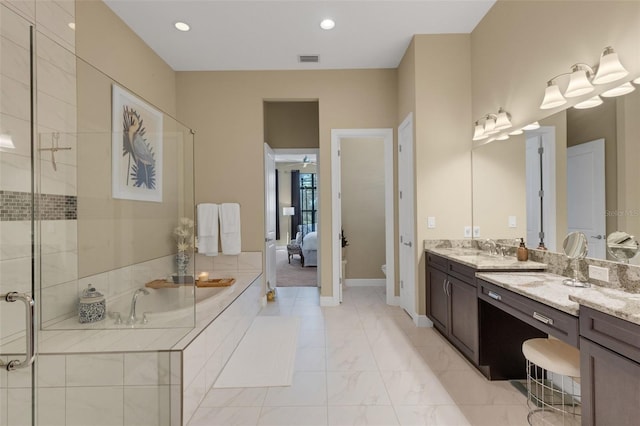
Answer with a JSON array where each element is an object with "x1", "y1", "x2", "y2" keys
[
  {"x1": 634, "y1": 77, "x2": 640, "y2": 85},
  {"x1": 320, "y1": 18, "x2": 335, "y2": 30},
  {"x1": 574, "y1": 95, "x2": 603, "y2": 109},
  {"x1": 592, "y1": 46, "x2": 628, "y2": 85},
  {"x1": 601, "y1": 82, "x2": 635, "y2": 98},
  {"x1": 174, "y1": 21, "x2": 190, "y2": 32},
  {"x1": 0, "y1": 133, "x2": 15, "y2": 149},
  {"x1": 472, "y1": 109, "x2": 513, "y2": 141},
  {"x1": 522, "y1": 122, "x2": 540, "y2": 131},
  {"x1": 509, "y1": 129, "x2": 524, "y2": 136},
  {"x1": 496, "y1": 134, "x2": 510, "y2": 141},
  {"x1": 539, "y1": 46, "x2": 629, "y2": 110}
]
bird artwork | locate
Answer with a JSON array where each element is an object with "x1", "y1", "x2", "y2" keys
[{"x1": 122, "y1": 105, "x2": 156, "y2": 189}]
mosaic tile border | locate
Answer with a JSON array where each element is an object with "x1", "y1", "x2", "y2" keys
[{"x1": 0, "y1": 190, "x2": 77, "y2": 221}]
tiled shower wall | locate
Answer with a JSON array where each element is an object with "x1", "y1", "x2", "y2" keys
[{"x1": 1, "y1": 0, "x2": 79, "y2": 344}]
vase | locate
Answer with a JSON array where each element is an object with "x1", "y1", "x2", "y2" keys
[{"x1": 176, "y1": 251, "x2": 191, "y2": 276}]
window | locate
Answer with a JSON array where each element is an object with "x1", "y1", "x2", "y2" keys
[{"x1": 300, "y1": 173, "x2": 317, "y2": 231}]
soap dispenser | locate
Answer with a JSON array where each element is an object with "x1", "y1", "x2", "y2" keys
[{"x1": 517, "y1": 238, "x2": 528, "y2": 261}]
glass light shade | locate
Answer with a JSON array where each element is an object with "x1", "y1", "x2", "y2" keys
[
  {"x1": 601, "y1": 82, "x2": 635, "y2": 98},
  {"x1": 634, "y1": 77, "x2": 640, "y2": 84},
  {"x1": 540, "y1": 83, "x2": 566, "y2": 109},
  {"x1": 472, "y1": 123, "x2": 486, "y2": 141},
  {"x1": 0, "y1": 133, "x2": 15, "y2": 149},
  {"x1": 509, "y1": 129, "x2": 524, "y2": 136},
  {"x1": 574, "y1": 95, "x2": 603, "y2": 109},
  {"x1": 522, "y1": 122, "x2": 540, "y2": 131},
  {"x1": 494, "y1": 109, "x2": 512, "y2": 130},
  {"x1": 593, "y1": 48, "x2": 628, "y2": 84},
  {"x1": 496, "y1": 134, "x2": 509, "y2": 141},
  {"x1": 484, "y1": 117, "x2": 497, "y2": 134},
  {"x1": 564, "y1": 69, "x2": 594, "y2": 98}
]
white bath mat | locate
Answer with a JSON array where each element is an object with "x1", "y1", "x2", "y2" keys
[{"x1": 213, "y1": 316, "x2": 300, "y2": 388}]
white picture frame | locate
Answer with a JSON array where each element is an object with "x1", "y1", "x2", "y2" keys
[{"x1": 112, "y1": 84, "x2": 163, "y2": 202}]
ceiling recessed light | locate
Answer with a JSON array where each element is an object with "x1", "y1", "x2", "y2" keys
[
  {"x1": 174, "y1": 21, "x2": 190, "y2": 32},
  {"x1": 320, "y1": 19, "x2": 335, "y2": 30}
]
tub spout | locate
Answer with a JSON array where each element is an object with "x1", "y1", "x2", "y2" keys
[{"x1": 127, "y1": 288, "x2": 149, "y2": 325}]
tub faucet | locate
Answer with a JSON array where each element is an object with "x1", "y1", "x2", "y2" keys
[{"x1": 127, "y1": 288, "x2": 149, "y2": 325}]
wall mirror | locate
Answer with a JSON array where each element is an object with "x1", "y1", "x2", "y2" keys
[{"x1": 472, "y1": 79, "x2": 640, "y2": 265}]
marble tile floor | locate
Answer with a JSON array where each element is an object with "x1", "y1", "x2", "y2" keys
[{"x1": 188, "y1": 286, "x2": 530, "y2": 426}]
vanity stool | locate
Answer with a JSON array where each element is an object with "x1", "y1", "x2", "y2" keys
[{"x1": 522, "y1": 338, "x2": 581, "y2": 425}]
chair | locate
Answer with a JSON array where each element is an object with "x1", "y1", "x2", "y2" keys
[
  {"x1": 522, "y1": 338, "x2": 581, "y2": 425},
  {"x1": 286, "y1": 232, "x2": 305, "y2": 266}
]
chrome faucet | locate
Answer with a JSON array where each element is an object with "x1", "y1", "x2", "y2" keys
[
  {"x1": 127, "y1": 288, "x2": 149, "y2": 325},
  {"x1": 484, "y1": 239, "x2": 497, "y2": 255}
]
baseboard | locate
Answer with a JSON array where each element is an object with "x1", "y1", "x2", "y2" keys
[
  {"x1": 344, "y1": 278, "x2": 385, "y2": 287},
  {"x1": 320, "y1": 296, "x2": 340, "y2": 307},
  {"x1": 415, "y1": 315, "x2": 433, "y2": 328}
]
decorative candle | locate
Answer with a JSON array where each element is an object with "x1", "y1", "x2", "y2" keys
[{"x1": 198, "y1": 272, "x2": 209, "y2": 281}]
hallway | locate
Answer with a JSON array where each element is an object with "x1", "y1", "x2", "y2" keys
[{"x1": 188, "y1": 286, "x2": 529, "y2": 425}]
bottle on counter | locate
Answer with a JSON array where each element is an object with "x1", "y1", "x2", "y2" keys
[{"x1": 517, "y1": 238, "x2": 529, "y2": 261}]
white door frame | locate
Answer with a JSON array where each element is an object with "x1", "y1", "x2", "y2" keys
[
  {"x1": 328, "y1": 128, "x2": 395, "y2": 307},
  {"x1": 274, "y1": 148, "x2": 320, "y2": 286},
  {"x1": 264, "y1": 143, "x2": 277, "y2": 294}
]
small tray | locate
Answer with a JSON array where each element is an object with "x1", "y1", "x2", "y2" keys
[
  {"x1": 196, "y1": 278, "x2": 235, "y2": 287},
  {"x1": 145, "y1": 278, "x2": 236, "y2": 289}
]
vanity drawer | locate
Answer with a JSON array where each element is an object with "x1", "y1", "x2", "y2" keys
[
  {"x1": 478, "y1": 280, "x2": 579, "y2": 347},
  {"x1": 580, "y1": 306, "x2": 640, "y2": 364},
  {"x1": 427, "y1": 252, "x2": 448, "y2": 271},
  {"x1": 448, "y1": 260, "x2": 476, "y2": 284}
]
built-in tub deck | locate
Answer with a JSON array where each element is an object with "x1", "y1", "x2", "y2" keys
[{"x1": 3, "y1": 271, "x2": 261, "y2": 354}]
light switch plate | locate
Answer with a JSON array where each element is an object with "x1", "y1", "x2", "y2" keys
[
  {"x1": 427, "y1": 217, "x2": 436, "y2": 228},
  {"x1": 464, "y1": 226, "x2": 472, "y2": 238},
  {"x1": 508, "y1": 216, "x2": 517, "y2": 228},
  {"x1": 473, "y1": 226, "x2": 480, "y2": 237},
  {"x1": 589, "y1": 265, "x2": 609, "y2": 282}
]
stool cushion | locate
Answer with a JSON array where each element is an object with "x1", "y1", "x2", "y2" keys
[{"x1": 522, "y1": 338, "x2": 580, "y2": 378}]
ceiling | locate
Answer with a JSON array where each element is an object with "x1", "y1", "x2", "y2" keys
[{"x1": 103, "y1": 0, "x2": 495, "y2": 72}]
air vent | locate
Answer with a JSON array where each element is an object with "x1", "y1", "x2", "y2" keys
[{"x1": 298, "y1": 55, "x2": 319, "y2": 63}]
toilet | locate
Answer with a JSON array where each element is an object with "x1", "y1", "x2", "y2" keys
[{"x1": 381, "y1": 264, "x2": 386, "y2": 276}]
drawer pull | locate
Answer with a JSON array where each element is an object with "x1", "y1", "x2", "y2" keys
[
  {"x1": 533, "y1": 311, "x2": 554, "y2": 325},
  {"x1": 488, "y1": 291, "x2": 502, "y2": 301}
]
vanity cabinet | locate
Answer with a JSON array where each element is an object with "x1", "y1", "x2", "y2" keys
[
  {"x1": 426, "y1": 253, "x2": 478, "y2": 364},
  {"x1": 580, "y1": 306, "x2": 640, "y2": 425}
]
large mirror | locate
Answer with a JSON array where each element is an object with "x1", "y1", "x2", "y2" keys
[{"x1": 472, "y1": 80, "x2": 640, "y2": 264}]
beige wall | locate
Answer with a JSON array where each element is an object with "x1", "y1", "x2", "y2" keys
[
  {"x1": 176, "y1": 70, "x2": 397, "y2": 297},
  {"x1": 76, "y1": 0, "x2": 192, "y2": 277},
  {"x1": 264, "y1": 101, "x2": 319, "y2": 149},
  {"x1": 471, "y1": 1, "x2": 640, "y2": 133},
  {"x1": 413, "y1": 34, "x2": 473, "y2": 315},
  {"x1": 340, "y1": 137, "x2": 386, "y2": 279},
  {"x1": 617, "y1": 88, "x2": 640, "y2": 247}
]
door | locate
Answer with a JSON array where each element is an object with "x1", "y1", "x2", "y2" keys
[
  {"x1": 426, "y1": 266, "x2": 448, "y2": 335},
  {"x1": 449, "y1": 277, "x2": 478, "y2": 362},
  {"x1": 398, "y1": 114, "x2": 416, "y2": 317},
  {"x1": 264, "y1": 143, "x2": 277, "y2": 290},
  {"x1": 0, "y1": 11, "x2": 37, "y2": 425},
  {"x1": 567, "y1": 139, "x2": 606, "y2": 258}
]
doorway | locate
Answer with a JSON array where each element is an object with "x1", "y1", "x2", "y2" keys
[{"x1": 330, "y1": 129, "x2": 394, "y2": 306}]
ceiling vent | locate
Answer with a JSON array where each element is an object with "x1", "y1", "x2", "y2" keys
[{"x1": 298, "y1": 55, "x2": 319, "y2": 63}]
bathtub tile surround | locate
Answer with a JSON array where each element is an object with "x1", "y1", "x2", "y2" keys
[{"x1": 425, "y1": 239, "x2": 640, "y2": 293}]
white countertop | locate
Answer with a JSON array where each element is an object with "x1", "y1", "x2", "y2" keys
[
  {"x1": 476, "y1": 271, "x2": 640, "y2": 326},
  {"x1": 427, "y1": 247, "x2": 547, "y2": 271}
]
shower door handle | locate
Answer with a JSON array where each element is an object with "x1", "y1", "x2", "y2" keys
[{"x1": 0, "y1": 292, "x2": 35, "y2": 371}]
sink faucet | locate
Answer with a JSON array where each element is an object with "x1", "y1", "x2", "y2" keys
[
  {"x1": 484, "y1": 239, "x2": 497, "y2": 255},
  {"x1": 127, "y1": 288, "x2": 149, "y2": 325}
]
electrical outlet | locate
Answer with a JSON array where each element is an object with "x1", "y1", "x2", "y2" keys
[
  {"x1": 508, "y1": 216, "x2": 517, "y2": 228},
  {"x1": 464, "y1": 226, "x2": 472, "y2": 238},
  {"x1": 427, "y1": 217, "x2": 436, "y2": 228},
  {"x1": 473, "y1": 226, "x2": 480, "y2": 237},
  {"x1": 589, "y1": 265, "x2": 609, "y2": 282}
]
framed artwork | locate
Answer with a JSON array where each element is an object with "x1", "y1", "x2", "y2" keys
[{"x1": 112, "y1": 84, "x2": 163, "y2": 202}]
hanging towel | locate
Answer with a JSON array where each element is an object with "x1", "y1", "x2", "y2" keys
[
  {"x1": 197, "y1": 203, "x2": 219, "y2": 256},
  {"x1": 219, "y1": 203, "x2": 241, "y2": 255}
]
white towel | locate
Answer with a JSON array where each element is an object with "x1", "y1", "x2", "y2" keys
[
  {"x1": 197, "y1": 203, "x2": 219, "y2": 256},
  {"x1": 219, "y1": 203, "x2": 241, "y2": 255}
]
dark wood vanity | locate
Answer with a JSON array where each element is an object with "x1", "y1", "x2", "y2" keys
[{"x1": 426, "y1": 249, "x2": 640, "y2": 425}]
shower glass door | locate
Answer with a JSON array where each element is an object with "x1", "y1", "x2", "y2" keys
[{"x1": 0, "y1": 4, "x2": 37, "y2": 425}]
